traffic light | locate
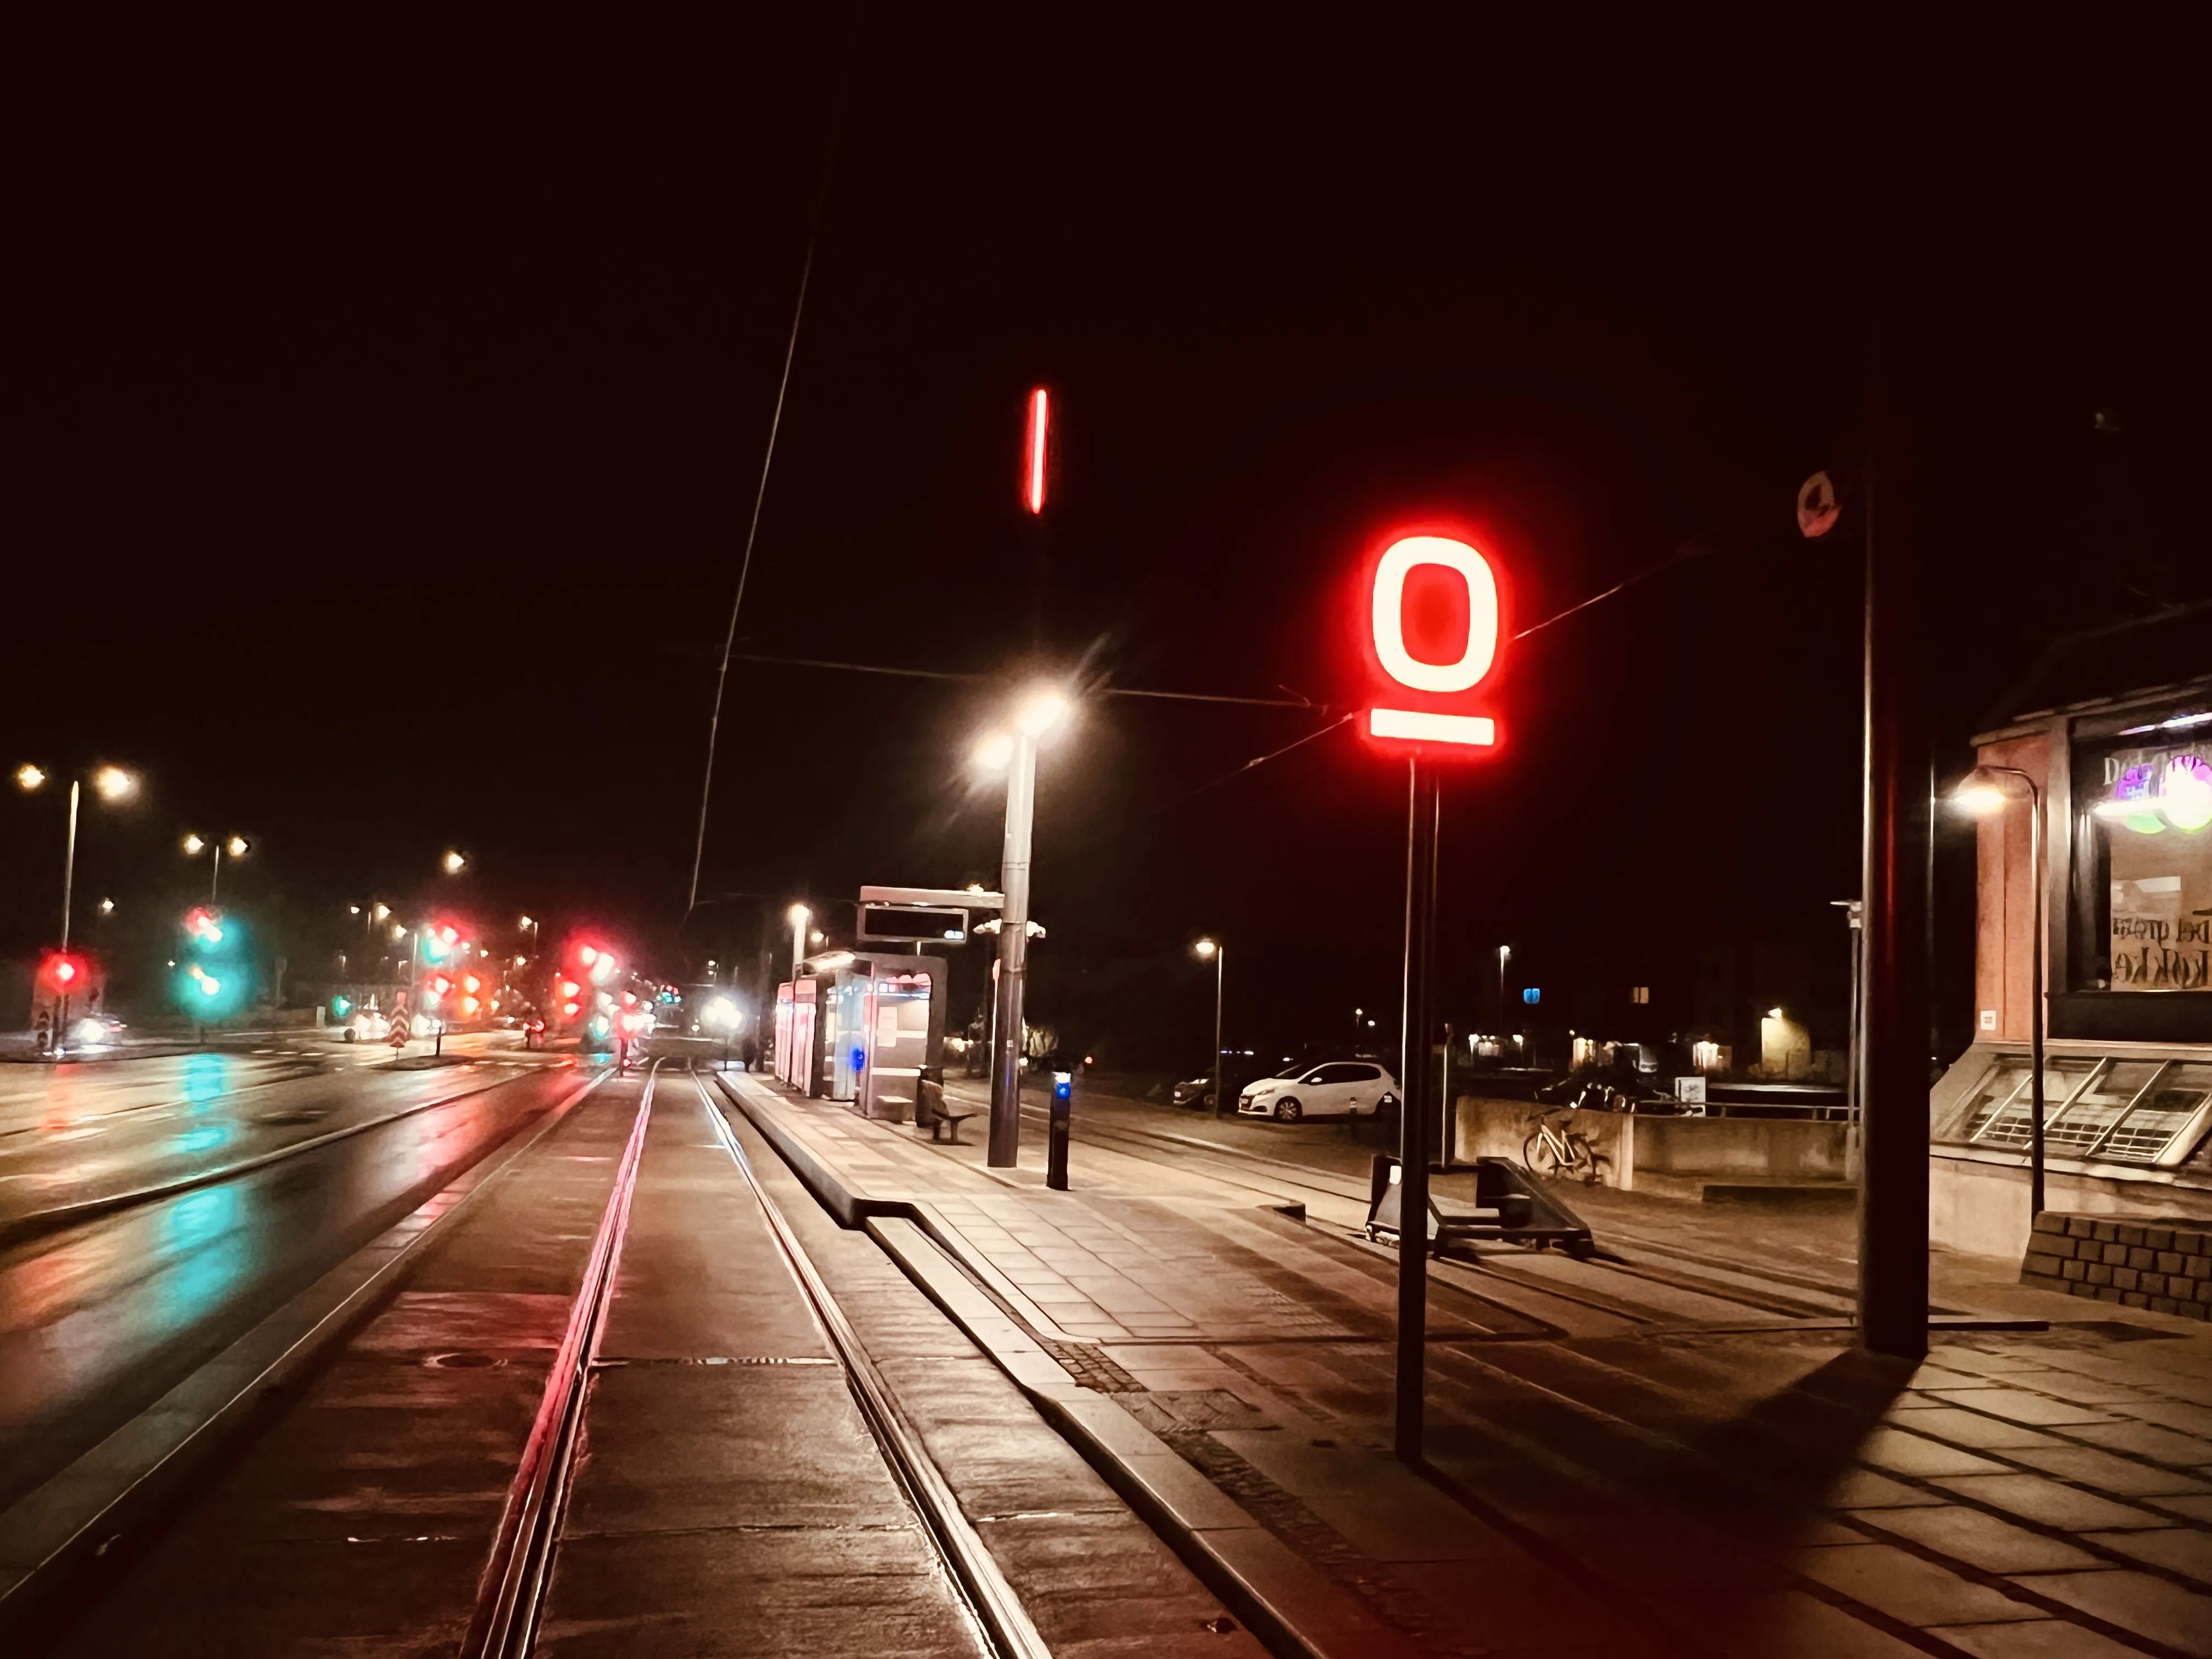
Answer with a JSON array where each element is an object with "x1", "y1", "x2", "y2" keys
[
  {"x1": 37, "y1": 952, "x2": 90, "y2": 995},
  {"x1": 173, "y1": 906, "x2": 250, "y2": 1018}
]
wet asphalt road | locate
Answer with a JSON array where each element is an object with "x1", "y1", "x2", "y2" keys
[{"x1": 0, "y1": 1040, "x2": 591, "y2": 1514}]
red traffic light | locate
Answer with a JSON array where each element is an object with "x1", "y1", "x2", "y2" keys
[
  {"x1": 183, "y1": 907, "x2": 226, "y2": 945},
  {"x1": 38, "y1": 952, "x2": 90, "y2": 994}
]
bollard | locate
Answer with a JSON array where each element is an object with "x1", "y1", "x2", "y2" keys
[{"x1": 1047, "y1": 1070, "x2": 1073, "y2": 1190}]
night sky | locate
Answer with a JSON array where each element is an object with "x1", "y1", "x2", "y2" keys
[{"x1": 6, "y1": 18, "x2": 2202, "y2": 1065}]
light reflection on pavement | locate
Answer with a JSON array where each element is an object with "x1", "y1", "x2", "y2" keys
[
  {"x1": 0, "y1": 1035, "x2": 523, "y2": 1223},
  {"x1": 0, "y1": 1051, "x2": 577, "y2": 1517}
]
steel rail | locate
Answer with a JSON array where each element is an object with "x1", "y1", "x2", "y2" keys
[
  {"x1": 693, "y1": 1071, "x2": 1049, "y2": 1659},
  {"x1": 462, "y1": 1063, "x2": 658, "y2": 1659}
]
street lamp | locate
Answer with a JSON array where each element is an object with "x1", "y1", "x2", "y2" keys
[
  {"x1": 1194, "y1": 939, "x2": 1226, "y2": 1117},
  {"x1": 974, "y1": 683, "x2": 1074, "y2": 1166},
  {"x1": 183, "y1": 832, "x2": 250, "y2": 902},
  {"x1": 442, "y1": 849, "x2": 467, "y2": 875},
  {"x1": 1955, "y1": 764, "x2": 2049, "y2": 1218},
  {"x1": 15, "y1": 761, "x2": 139, "y2": 952},
  {"x1": 788, "y1": 902, "x2": 810, "y2": 978},
  {"x1": 1496, "y1": 945, "x2": 1511, "y2": 1035}
]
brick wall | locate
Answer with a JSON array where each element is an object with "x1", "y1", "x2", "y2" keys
[{"x1": 2022, "y1": 1212, "x2": 2212, "y2": 1318}]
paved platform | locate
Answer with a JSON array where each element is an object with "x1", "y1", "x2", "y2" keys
[{"x1": 725, "y1": 1070, "x2": 2212, "y2": 1659}]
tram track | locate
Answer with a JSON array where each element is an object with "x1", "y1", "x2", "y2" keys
[
  {"x1": 1001, "y1": 1093, "x2": 1858, "y2": 1327},
  {"x1": 695, "y1": 1069, "x2": 1049, "y2": 1659},
  {"x1": 457, "y1": 1063, "x2": 1046, "y2": 1659},
  {"x1": 462, "y1": 1063, "x2": 658, "y2": 1659}
]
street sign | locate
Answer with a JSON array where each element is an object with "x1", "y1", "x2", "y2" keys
[
  {"x1": 859, "y1": 884, "x2": 1005, "y2": 912},
  {"x1": 857, "y1": 903, "x2": 969, "y2": 944},
  {"x1": 1797, "y1": 470, "x2": 1840, "y2": 539},
  {"x1": 1359, "y1": 533, "x2": 1506, "y2": 755}
]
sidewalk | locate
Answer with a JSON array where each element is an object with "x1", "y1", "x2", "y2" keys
[{"x1": 723, "y1": 1071, "x2": 2212, "y2": 1659}]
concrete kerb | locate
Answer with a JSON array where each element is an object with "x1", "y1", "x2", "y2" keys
[
  {"x1": 709, "y1": 1071, "x2": 1427, "y2": 1659},
  {"x1": 0, "y1": 1067, "x2": 611, "y2": 1640}
]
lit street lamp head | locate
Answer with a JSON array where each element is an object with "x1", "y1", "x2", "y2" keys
[
  {"x1": 14, "y1": 763, "x2": 46, "y2": 792},
  {"x1": 1193, "y1": 938, "x2": 1218, "y2": 960},
  {"x1": 92, "y1": 766, "x2": 137, "y2": 802},
  {"x1": 442, "y1": 850, "x2": 467, "y2": 874},
  {"x1": 224, "y1": 834, "x2": 249, "y2": 859},
  {"x1": 182, "y1": 833, "x2": 206, "y2": 855},
  {"x1": 1015, "y1": 686, "x2": 1072, "y2": 738},
  {"x1": 974, "y1": 731, "x2": 1014, "y2": 771},
  {"x1": 787, "y1": 902, "x2": 810, "y2": 927},
  {"x1": 1954, "y1": 766, "x2": 2012, "y2": 816}
]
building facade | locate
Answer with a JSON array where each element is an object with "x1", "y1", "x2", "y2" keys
[{"x1": 1933, "y1": 659, "x2": 2212, "y2": 1260}]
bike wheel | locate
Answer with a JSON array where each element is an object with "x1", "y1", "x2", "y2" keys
[
  {"x1": 1523, "y1": 1131, "x2": 1563, "y2": 1178},
  {"x1": 1566, "y1": 1135, "x2": 1608, "y2": 1185}
]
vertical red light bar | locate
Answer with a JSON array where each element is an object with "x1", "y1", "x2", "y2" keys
[{"x1": 1023, "y1": 387, "x2": 1049, "y2": 515}]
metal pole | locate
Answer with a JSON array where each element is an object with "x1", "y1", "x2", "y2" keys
[
  {"x1": 1858, "y1": 400, "x2": 1930, "y2": 1361},
  {"x1": 1211, "y1": 947, "x2": 1226, "y2": 1119},
  {"x1": 2022, "y1": 778, "x2": 2046, "y2": 1218},
  {"x1": 1843, "y1": 900, "x2": 1864, "y2": 1177},
  {"x1": 989, "y1": 731, "x2": 1038, "y2": 1166},
  {"x1": 210, "y1": 843, "x2": 223, "y2": 904},
  {"x1": 1396, "y1": 757, "x2": 1441, "y2": 1462},
  {"x1": 60, "y1": 780, "x2": 80, "y2": 952}
]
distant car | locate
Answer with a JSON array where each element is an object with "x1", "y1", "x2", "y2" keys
[
  {"x1": 69, "y1": 1015, "x2": 125, "y2": 1047},
  {"x1": 1237, "y1": 1060, "x2": 1398, "y2": 1122},
  {"x1": 1170, "y1": 1058, "x2": 1286, "y2": 1110},
  {"x1": 344, "y1": 1009, "x2": 392, "y2": 1043}
]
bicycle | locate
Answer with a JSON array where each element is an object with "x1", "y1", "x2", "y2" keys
[{"x1": 1522, "y1": 1110, "x2": 1611, "y2": 1185}]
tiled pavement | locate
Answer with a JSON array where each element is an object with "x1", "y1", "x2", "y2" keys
[{"x1": 731, "y1": 1073, "x2": 2212, "y2": 1658}]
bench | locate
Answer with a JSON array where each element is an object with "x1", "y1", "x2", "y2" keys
[{"x1": 913, "y1": 1079, "x2": 978, "y2": 1144}]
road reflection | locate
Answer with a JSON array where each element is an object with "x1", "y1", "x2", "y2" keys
[{"x1": 0, "y1": 1066, "x2": 571, "y2": 1517}]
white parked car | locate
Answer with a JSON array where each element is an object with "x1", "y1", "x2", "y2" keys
[{"x1": 1238, "y1": 1060, "x2": 1398, "y2": 1122}]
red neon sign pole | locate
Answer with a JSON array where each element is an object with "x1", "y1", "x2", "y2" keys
[
  {"x1": 1023, "y1": 387, "x2": 1049, "y2": 515},
  {"x1": 1352, "y1": 527, "x2": 1511, "y2": 1471}
]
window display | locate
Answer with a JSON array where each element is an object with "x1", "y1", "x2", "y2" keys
[{"x1": 2073, "y1": 732, "x2": 2212, "y2": 991}]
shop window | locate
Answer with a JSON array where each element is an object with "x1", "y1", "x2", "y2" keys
[{"x1": 2072, "y1": 733, "x2": 2212, "y2": 991}]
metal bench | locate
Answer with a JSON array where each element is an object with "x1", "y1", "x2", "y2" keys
[{"x1": 1364, "y1": 1154, "x2": 1596, "y2": 1259}]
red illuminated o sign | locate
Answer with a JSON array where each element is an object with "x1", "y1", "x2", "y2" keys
[{"x1": 1362, "y1": 534, "x2": 1505, "y2": 752}]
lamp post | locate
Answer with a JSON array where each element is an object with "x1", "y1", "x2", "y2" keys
[
  {"x1": 1956, "y1": 765, "x2": 2047, "y2": 1218},
  {"x1": 788, "y1": 903, "x2": 810, "y2": 980},
  {"x1": 1496, "y1": 944, "x2": 1511, "y2": 1036},
  {"x1": 15, "y1": 764, "x2": 138, "y2": 952},
  {"x1": 977, "y1": 685, "x2": 1073, "y2": 1167},
  {"x1": 183, "y1": 832, "x2": 250, "y2": 902},
  {"x1": 1194, "y1": 939, "x2": 1226, "y2": 1116}
]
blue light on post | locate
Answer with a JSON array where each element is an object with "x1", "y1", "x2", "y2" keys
[{"x1": 1522, "y1": 988, "x2": 1542, "y2": 1006}]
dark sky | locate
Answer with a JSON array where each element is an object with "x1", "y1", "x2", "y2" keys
[{"x1": 5, "y1": 17, "x2": 2203, "y2": 1060}]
